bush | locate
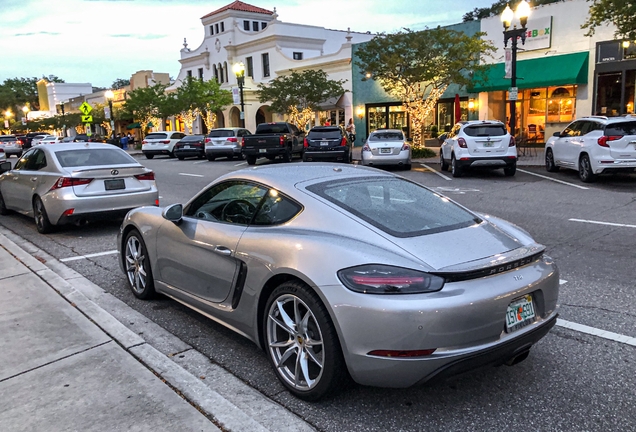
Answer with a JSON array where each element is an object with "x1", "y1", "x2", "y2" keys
[
  {"x1": 412, "y1": 147, "x2": 437, "y2": 159},
  {"x1": 430, "y1": 125, "x2": 439, "y2": 138}
]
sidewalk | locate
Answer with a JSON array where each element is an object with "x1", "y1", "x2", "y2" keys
[{"x1": 0, "y1": 228, "x2": 315, "y2": 432}]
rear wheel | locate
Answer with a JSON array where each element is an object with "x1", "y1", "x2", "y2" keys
[
  {"x1": 168, "y1": 151, "x2": 175, "y2": 158},
  {"x1": 33, "y1": 196, "x2": 53, "y2": 234},
  {"x1": 264, "y1": 281, "x2": 347, "y2": 401},
  {"x1": 545, "y1": 149, "x2": 559, "y2": 172},
  {"x1": 227, "y1": 154, "x2": 234, "y2": 161},
  {"x1": 451, "y1": 154, "x2": 463, "y2": 178},
  {"x1": 206, "y1": 154, "x2": 216, "y2": 161},
  {"x1": 124, "y1": 230, "x2": 155, "y2": 299},
  {"x1": 579, "y1": 154, "x2": 597, "y2": 183},
  {"x1": 504, "y1": 163, "x2": 516, "y2": 177},
  {"x1": 246, "y1": 155, "x2": 257, "y2": 165},
  {"x1": 177, "y1": 155, "x2": 185, "y2": 160},
  {"x1": 403, "y1": 163, "x2": 412, "y2": 171},
  {"x1": 440, "y1": 151, "x2": 449, "y2": 171},
  {"x1": 145, "y1": 154, "x2": 154, "y2": 160},
  {"x1": 0, "y1": 190, "x2": 10, "y2": 215}
]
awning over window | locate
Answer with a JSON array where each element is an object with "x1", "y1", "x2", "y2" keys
[{"x1": 469, "y1": 52, "x2": 589, "y2": 93}]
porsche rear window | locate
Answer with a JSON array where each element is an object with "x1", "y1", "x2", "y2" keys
[
  {"x1": 307, "y1": 177, "x2": 480, "y2": 238},
  {"x1": 463, "y1": 125, "x2": 507, "y2": 137},
  {"x1": 55, "y1": 149, "x2": 137, "y2": 167}
]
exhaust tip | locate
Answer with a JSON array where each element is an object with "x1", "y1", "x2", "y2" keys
[{"x1": 505, "y1": 349, "x2": 530, "y2": 366}]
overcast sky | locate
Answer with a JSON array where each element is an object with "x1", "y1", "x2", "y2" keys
[{"x1": 2, "y1": 0, "x2": 494, "y2": 88}]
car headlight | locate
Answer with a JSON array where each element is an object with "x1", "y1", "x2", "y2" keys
[{"x1": 337, "y1": 264, "x2": 445, "y2": 294}]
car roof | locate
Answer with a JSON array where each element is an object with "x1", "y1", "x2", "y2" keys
[
  {"x1": 461, "y1": 120, "x2": 505, "y2": 126},
  {"x1": 580, "y1": 115, "x2": 636, "y2": 124},
  {"x1": 209, "y1": 127, "x2": 244, "y2": 131},
  {"x1": 370, "y1": 129, "x2": 403, "y2": 134},
  {"x1": 33, "y1": 142, "x2": 124, "y2": 152}
]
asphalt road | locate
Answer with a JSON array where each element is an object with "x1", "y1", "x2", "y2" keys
[{"x1": 1, "y1": 154, "x2": 635, "y2": 431}]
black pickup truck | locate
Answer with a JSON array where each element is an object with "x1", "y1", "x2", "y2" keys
[{"x1": 242, "y1": 122, "x2": 305, "y2": 165}]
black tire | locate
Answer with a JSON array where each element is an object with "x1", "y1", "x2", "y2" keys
[
  {"x1": 504, "y1": 163, "x2": 516, "y2": 177},
  {"x1": 123, "y1": 229, "x2": 156, "y2": 299},
  {"x1": 33, "y1": 196, "x2": 54, "y2": 234},
  {"x1": 403, "y1": 163, "x2": 412, "y2": 170},
  {"x1": 264, "y1": 281, "x2": 347, "y2": 401},
  {"x1": 168, "y1": 151, "x2": 176, "y2": 158},
  {"x1": 451, "y1": 154, "x2": 463, "y2": 178},
  {"x1": 440, "y1": 152, "x2": 449, "y2": 171},
  {"x1": 227, "y1": 154, "x2": 234, "y2": 161},
  {"x1": 206, "y1": 154, "x2": 216, "y2": 161},
  {"x1": 246, "y1": 155, "x2": 257, "y2": 165},
  {"x1": 302, "y1": 154, "x2": 309, "y2": 162},
  {"x1": 0, "y1": 190, "x2": 10, "y2": 216},
  {"x1": 579, "y1": 154, "x2": 597, "y2": 183},
  {"x1": 145, "y1": 154, "x2": 154, "y2": 160},
  {"x1": 282, "y1": 147, "x2": 292, "y2": 163},
  {"x1": 545, "y1": 148, "x2": 559, "y2": 172},
  {"x1": 198, "y1": 154, "x2": 205, "y2": 160},
  {"x1": 177, "y1": 155, "x2": 185, "y2": 160}
]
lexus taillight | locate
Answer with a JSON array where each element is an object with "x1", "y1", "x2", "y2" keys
[
  {"x1": 228, "y1": 137, "x2": 238, "y2": 142},
  {"x1": 135, "y1": 172, "x2": 155, "y2": 181},
  {"x1": 457, "y1": 137, "x2": 467, "y2": 148},
  {"x1": 401, "y1": 143, "x2": 410, "y2": 151},
  {"x1": 280, "y1": 135, "x2": 286, "y2": 146},
  {"x1": 509, "y1": 136, "x2": 516, "y2": 147},
  {"x1": 337, "y1": 264, "x2": 445, "y2": 295},
  {"x1": 340, "y1": 137, "x2": 347, "y2": 146},
  {"x1": 50, "y1": 177, "x2": 93, "y2": 191},
  {"x1": 304, "y1": 138, "x2": 309, "y2": 148},
  {"x1": 598, "y1": 135, "x2": 622, "y2": 147}
]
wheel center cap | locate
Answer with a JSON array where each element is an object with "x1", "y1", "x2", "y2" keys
[{"x1": 296, "y1": 335, "x2": 304, "y2": 345}]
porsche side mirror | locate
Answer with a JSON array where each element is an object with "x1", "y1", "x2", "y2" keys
[{"x1": 162, "y1": 203, "x2": 183, "y2": 222}]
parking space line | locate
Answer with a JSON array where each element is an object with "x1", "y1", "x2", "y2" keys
[
  {"x1": 556, "y1": 319, "x2": 636, "y2": 347},
  {"x1": 517, "y1": 169, "x2": 589, "y2": 190},
  {"x1": 569, "y1": 218, "x2": 636, "y2": 229},
  {"x1": 235, "y1": 162, "x2": 247, "y2": 166},
  {"x1": 60, "y1": 250, "x2": 118, "y2": 262},
  {"x1": 420, "y1": 164, "x2": 452, "y2": 181},
  {"x1": 193, "y1": 160, "x2": 208, "y2": 165},
  {"x1": 179, "y1": 173, "x2": 204, "y2": 177}
]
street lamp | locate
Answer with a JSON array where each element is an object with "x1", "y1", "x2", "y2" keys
[
  {"x1": 501, "y1": 0, "x2": 530, "y2": 137},
  {"x1": 105, "y1": 90, "x2": 115, "y2": 139},
  {"x1": 232, "y1": 62, "x2": 246, "y2": 128},
  {"x1": 4, "y1": 110, "x2": 12, "y2": 132},
  {"x1": 22, "y1": 106, "x2": 30, "y2": 132}
]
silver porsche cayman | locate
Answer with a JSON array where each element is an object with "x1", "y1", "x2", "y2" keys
[{"x1": 117, "y1": 164, "x2": 559, "y2": 400}]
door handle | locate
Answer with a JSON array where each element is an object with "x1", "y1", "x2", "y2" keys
[{"x1": 213, "y1": 246, "x2": 232, "y2": 256}]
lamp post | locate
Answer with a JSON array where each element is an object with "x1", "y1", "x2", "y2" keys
[
  {"x1": 501, "y1": 0, "x2": 530, "y2": 137},
  {"x1": 232, "y1": 62, "x2": 246, "y2": 128},
  {"x1": 22, "y1": 106, "x2": 30, "y2": 132},
  {"x1": 105, "y1": 90, "x2": 115, "y2": 139}
]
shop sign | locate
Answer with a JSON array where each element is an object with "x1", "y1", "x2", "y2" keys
[{"x1": 521, "y1": 16, "x2": 552, "y2": 51}]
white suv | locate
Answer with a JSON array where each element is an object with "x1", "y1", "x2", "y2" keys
[
  {"x1": 545, "y1": 116, "x2": 636, "y2": 182},
  {"x1": 142, "y1": 131, "x2": 186, "y2": 159},
  {"x1": 440, "y1": 120, "x2": 517, "y2": 177}
]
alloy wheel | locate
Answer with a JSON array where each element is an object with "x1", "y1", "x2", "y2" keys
[{"x1": 125, "y1": 235, "x2": 149, "y2": 295}]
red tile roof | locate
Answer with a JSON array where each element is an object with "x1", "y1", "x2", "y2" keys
[{"x1": 201, "y1": 1, "x2": 274, "y2": 19}]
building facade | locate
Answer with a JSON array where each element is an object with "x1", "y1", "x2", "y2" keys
[{"x1": 169, "y1": 0, "x2": 374, "y2": 133}]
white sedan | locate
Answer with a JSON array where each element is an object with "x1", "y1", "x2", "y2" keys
[
  {"x1": 39, "y1": 136, "x2": 64, "y2": 145},
  {"x1": 360, "y1": 129, "x2": 412, "y2": 170}
]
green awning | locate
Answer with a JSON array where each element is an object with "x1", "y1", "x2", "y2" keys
[
  {"x1": 126, "y1": 122, "x2": 141, "y2": 129},
  {"x1": 469, "y1": 52, "x2": 589, "y2": 93}
]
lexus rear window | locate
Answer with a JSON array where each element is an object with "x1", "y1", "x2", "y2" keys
[
  {"x1": 605, "y1": 121, "x2": 636, "y2": 136},
  {"x1": 463, "y1": 125, "x2": 507, "y2": 137},
  {"x1": 145, "y1": 133, "x2": 168, "y2": 139},
  {"x1": 308, "y1": 130, "x2": 342, "y2": 139},
  {"x1": 307, "y1": 177, "x2": 480, "y2": 238},
  {"x1": 55, "y1": 149, "x2": 137, "y2": 167},
  {"x1": 208, "y1": 130, "x2": 234, "y2": 137},
  {"x1": 369, "y1": 132, "x2": 403, "y2": 141}
]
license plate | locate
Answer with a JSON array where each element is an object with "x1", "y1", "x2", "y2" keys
[
  {"x1": 320, "y1": 141, "x2": 329, "y2": 146},
  {"x1": 380, "y1": 148, "x2": 391, "y2": 154},
  {"x1": 505, "y1": 294, "x2": 535, "y2": 332},
  {"x1": 104, "y1": 179, "x2": 125, "y2": 191},
  {"x1": 259, "y1": 149, "x2": 267, "y2": 153},
  {"x1": 184, "y1": 145, "x2": 190, "y2": 149},
  {"x1": 483, "y1": 142, "x2": 494, "y2": 147}
]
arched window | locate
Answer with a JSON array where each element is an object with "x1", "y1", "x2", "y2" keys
[
  {"x1": 213, "y1": 65, "x2": 218, "y2": 82},
  {"x1": 224, "y1": 61, "x2": 229, "y2": 83},
  {"x1": 218, "y1": 63, "x2": 224, "y2": 83}
]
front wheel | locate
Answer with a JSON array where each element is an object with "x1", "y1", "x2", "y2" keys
[
  {"x1": 33, "y1": 196, "x2": 54, "y2": 234},
  {"x1": 123, "y1": 230, "x2": 156, "y2": 299},
  {"x1": 246, "y1": 155, "x2": 257, "y2": 165},
  {"x1": 545, "y1": 149, "x2": 559, "y2": 172},
  {"x1": 440, "y1": 152, "x2": 449, "y2": 171},
  {"x1": 282, "y1": 147, "x2": 292, "y2": 163},
  {"x1": 264, "y1": 281, "x2": 347, "y2": 401},
  {"x1": 579, "y1": 154, "x2": 597, "y2": 183}
]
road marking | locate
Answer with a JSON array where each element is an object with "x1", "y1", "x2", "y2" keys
[
  {"x1": 434, "y1": 186, "x2": 480, "y2": 195},
  {"x1": 179, "y1": 173, "x2": 204, "y2": 177},
  {"x1": 60, "y1": 250, "x2": 118, "y2": 262},
  {"x1": 193, "y1": 160, "x2": 208, "y2": 165},
  {"x1": 235, "y1": 162, "x2": 247, "y2": 166},
  {"x1": 569, "y1": 218, "x2": 636, "y2": 229},
  {"x1": 517, "y1": 169, "x2": 589, "y2": 190},
  {"x1": 556, "y1": 319, "x2": 636, "y2": 347},
  {"x1": 420, "y1": 163, "x2": 452, "y2": 180},
  {"x1": 559, "y1": 279, "x2": 567, "y2": 285}
]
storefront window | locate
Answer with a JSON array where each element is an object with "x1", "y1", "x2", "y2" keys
[
  {"x1": 438, "y1": 102, "x2": 453, "y2": 132},
  {"x1": 388, "y1": 105, "x2": 407, "y2": 133},
  {"x1": 547, "y1": 85, "x2": 576, "y2": 123},
  {"x1": 596, "y1": 73, "x2": 622, "y2": 116},
  {"x1": 625, "y1": 70, "x2": 635, "y2": 114},
  {"x1": 368, "y1": 106, "x2": 387, "y2": 131}
]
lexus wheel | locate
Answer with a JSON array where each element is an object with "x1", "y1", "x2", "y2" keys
[
  {"x1": 0, "y1": 190, "x2": 10, "y2": 216},
  {"x1": 33, "y1": 196, "x2": 54, "y2": 234},
  {"x1": 124, "y1": 230, "x2": 155, "y2": 299}
]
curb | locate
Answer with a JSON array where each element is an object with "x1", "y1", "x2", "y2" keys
[{"x1": 0, "y1": 227, "x2": 315, "y2": 432}]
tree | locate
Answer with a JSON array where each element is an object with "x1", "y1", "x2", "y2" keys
[
  {"x1": 582, "y1": 0, "x2": 636, "y2": 40},
  {"x1": 462, "y1": 0, "x2": 563, "y2": 21},
  {"x1": 257, "y1": 70, "x2": 346, "y2": 130},
  {"x1": 0, "y1": 75, "x2": 65, "y2": 114},
  {"x1": 174, "y1": 77, "x2": 232, "y2": 132},
  {"x1": 112, "y1": 78, "x2": 131, "y2": 90},
  {"x1": 355, "y1": 27, "x2": 495, "y2": 147},
  {"x1": 123, "y1": 83, "x2": 179, "y2": 134}
]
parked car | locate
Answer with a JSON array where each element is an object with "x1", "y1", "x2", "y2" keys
[
  {"x1": 0, "y1": 135, "x2": 23, "y2": 158},
  {"x1": 141, "y1": 131, "x2": 186, "y2": 159},
  {"x1": 116, "y1": 164, "x2": 559, "y2": 401},
  {"x1": 174, "y1": 134, "x2": 206, "y2": 160},
  {"x1": 303, "y1": 126, "x2": 352, "y2": 163},
  {"x1": 0, "y1": 147, "x2": 5, "y2": 163},
  {"x1": 204, "y1": 128, "x2": 251, "y2": 161},
  {"x1": 72, "y1": 134, "x2": 105, "y2": 143},
  {"x1": 39, "y1": 136, "x2": 64, "y2": 145},
  {"x1": 242, "y1": 122, "x2": 304, "y2": 165},
  {"x1": 545, "y1": 115, "x2": 636, "y2": 182},
  {"x1": 361, "y1": 129, "x2": 412, "y2": 170},
  {"x1": 440, "y1": 120, "x2": 517, "y2": 178},
  {"x1": 19, "y1": 132, "x2": 48, "y2": 149},
  {"x1": 31, "y1": 134, "x2": 52, "y2": 146},
  {"x1": 0, "y1": 143, "x2": 158, "y2": 234},
  {"x1": 61, "y1": 136, "x2": 75, "y2": 143}
]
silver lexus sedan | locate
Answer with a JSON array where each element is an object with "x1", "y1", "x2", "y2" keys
[
  {"x1": 0, "y1": 143, "x2": 158, "y2": 233},
  {"x1": 117, "y1": 164, "x2": 559, "y2": 400}
]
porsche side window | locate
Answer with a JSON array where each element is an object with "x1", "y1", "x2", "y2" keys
[
  {"x1": 252, "y1": 189, "x2": 302, "y2": 226},
  {"x1": 185, "y1": 181, "x2": 267, "y2": 225}
]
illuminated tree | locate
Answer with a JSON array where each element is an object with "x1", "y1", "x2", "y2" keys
[
  {"x1": 355, "y1": 27, "x2": 495, "y2": 147},
  {"x1": 582, "y1": 0, "x2": 636, "y2": 40},
  {"x1": 174, "y1": 76, "x2": 232, "y2": 133}
]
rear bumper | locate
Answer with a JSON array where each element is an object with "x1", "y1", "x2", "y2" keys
[
  {"x1": 243, "y1": 147, "x2": 287, "y2": 156},
  {"x1": 361, "y1": 150, "x2": 410, "y2": 166},
  {"x1": 456, "y1": 156, "x2": 517, "y2": 168},
  {"x1": 205, "y1": 146, "x2": 242, "y2": 156},
  {"x1": 174, "y1": 148, "x2": 204, "y2": 157},
  {"x1": 304, "y1": 148, "x2": 349, "y2": 162}
]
